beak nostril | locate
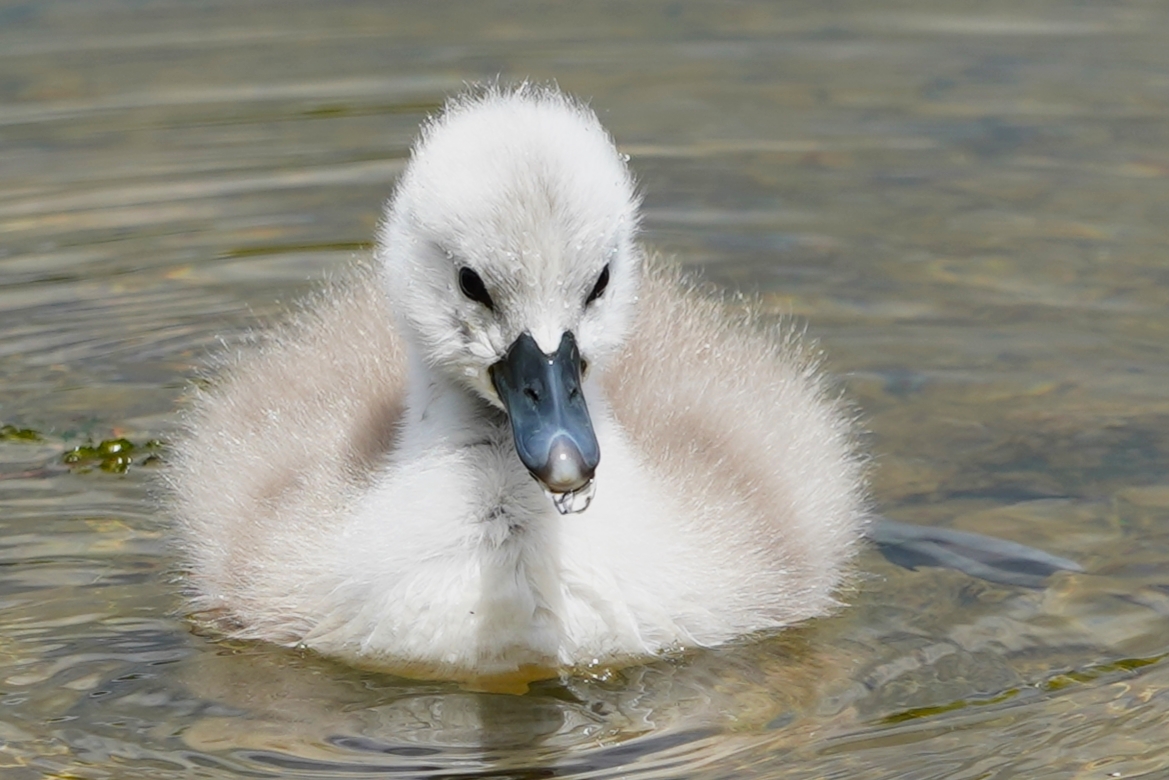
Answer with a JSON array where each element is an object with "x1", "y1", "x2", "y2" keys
[{"x1": 523, "y1": 387, "x2": 540, "y2": 403}]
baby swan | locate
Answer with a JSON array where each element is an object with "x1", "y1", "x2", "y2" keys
[{"x1": 171, "y1": 86, "x2": 867, "y2": 683}]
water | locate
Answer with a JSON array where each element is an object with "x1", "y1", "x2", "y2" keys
[{"x1": 2, "y1": 0, "x2": 1168, "y2": 777}]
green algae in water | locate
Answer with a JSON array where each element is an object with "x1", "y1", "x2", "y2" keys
[
  {"x1": 62, "y1": 438, "x2": 163, "y2": 473},
  {"x1": 880, "y1": 653, "x2": 1169, "y2": 725},
  {"x1": 880, "y1": 688, "x2": 1020, "y2": 725},
  {"x1": 3, "y1": 422, "x2": 164, "y2": 473},
  {"x1": 1, "y1": 424, "x2": 43, "y2": 442},
  {"x1": 1040, "y1": 653, "x2": 1167, "y2": 692}
]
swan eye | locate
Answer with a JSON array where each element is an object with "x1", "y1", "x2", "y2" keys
[
  {"x1": 586, "y1": 264, "x2": 610, "y2": 306},
  {"x1": 458, "y1": 267, "x2": 494, "y2": 310}
]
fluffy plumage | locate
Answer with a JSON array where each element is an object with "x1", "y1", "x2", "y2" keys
[{"x1": 169, "y1": 86, "x2": 868, "y2": 683}]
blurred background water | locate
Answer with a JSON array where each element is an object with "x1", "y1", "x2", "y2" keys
[{"x1": 1, "y1": 1, "x2": 1168, "y2": 777}]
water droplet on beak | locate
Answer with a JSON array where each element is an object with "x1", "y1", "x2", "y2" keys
[{"x1": 545, "y1": 479, "x2": 596, "y2": 515}]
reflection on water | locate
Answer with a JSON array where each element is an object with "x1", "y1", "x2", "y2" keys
[{"x1": 2, "y1": 0, "x2": 1169, "y2": 777}]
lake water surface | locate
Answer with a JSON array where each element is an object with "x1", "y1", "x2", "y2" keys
[{"x1": 2, "y1": 1, "x2": 1169, "y2": 777}]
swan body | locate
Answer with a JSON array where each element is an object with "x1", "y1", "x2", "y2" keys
[{"x1": 171, "y1": 86, "x2": 868, "y2": 682}]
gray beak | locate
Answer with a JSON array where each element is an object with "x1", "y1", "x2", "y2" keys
[{"x1": 490, "y1": 331, "x2": 599, "y2": 514}]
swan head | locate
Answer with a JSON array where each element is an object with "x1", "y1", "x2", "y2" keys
[{"x1": 377, "y1": 86, "x2": 642, "y2": 513}]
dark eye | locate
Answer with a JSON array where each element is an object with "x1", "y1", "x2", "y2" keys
[
  {"x1": 586, "y1": 264, "x2": 610, "y2": 305},
  {"x1": 458, "y1": 267, "x2": 494, "y2": 310}
]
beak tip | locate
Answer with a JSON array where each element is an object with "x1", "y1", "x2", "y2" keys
[{"x1": 536, "y1": 435, "x2": 597, "y2": 493}]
